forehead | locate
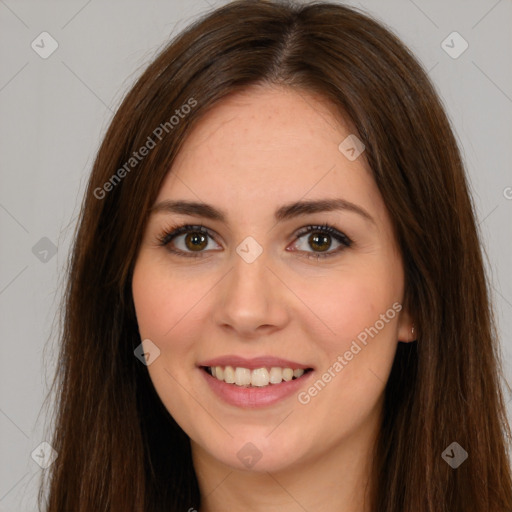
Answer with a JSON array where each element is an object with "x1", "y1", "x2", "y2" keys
[
  {"x1": 172, "y1": 85, "x2": 356, "y2": 169},
  {"x1": 155, "y1": 85, "x2": 382, "y2": 220}
]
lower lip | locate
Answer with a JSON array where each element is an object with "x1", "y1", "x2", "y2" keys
[{"x1": 199, "y1": 368, "x2": 314, "y2": 408}]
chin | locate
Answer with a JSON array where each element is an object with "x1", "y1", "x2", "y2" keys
[{"x1": 208, "y1": 431, "x2": 308, "y2": 473}]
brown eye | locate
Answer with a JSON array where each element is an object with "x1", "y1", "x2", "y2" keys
[
  {"x1": 184, "y1": 232, "x2": 208, "y2": 251},
  {"x1": 308, "y1": 233, "x2": 332, "y2": 252},
  {"x1": 159, "y1": 224, "x2": 221, "y2": 258},
  {"x1": 289, "y1": 224, "x2": 352, "y2": 260}
]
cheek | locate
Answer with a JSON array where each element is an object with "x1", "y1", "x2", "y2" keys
[
  {"x1": 132, "y1": 256, "x2": 209, "y2": 343},
  {"x1": 297, "y1": 262, "x2": 402, "y2": 352},
  {"x1": 293, "y1": 266, "x2": 402, "y2": 428}
]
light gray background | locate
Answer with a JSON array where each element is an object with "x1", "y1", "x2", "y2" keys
[{"x1": 0, "y1": 0, "x2": 511, "y2": 509}]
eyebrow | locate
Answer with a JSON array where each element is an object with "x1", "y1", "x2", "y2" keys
[{"x1": 151, "y1": 198, "x2": 375, "y2": 225}]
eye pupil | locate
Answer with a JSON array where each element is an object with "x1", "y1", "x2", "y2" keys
[
  {"x1": 185, "y1": 232, "x2": 207, "y2": 251},
  {"x1": 309, "y1": 233, "x2": 331, "y2": 252}
]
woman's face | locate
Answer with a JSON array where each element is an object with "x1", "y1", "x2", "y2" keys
[{"x1": 132, "y1": 85, "x2": 413, "y2": 474}]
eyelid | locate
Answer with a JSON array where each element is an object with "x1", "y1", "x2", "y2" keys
[
  {"x1": 158, "y1": 223, "x2": 214, "y2": 246},
  {"x1": 293, "y1": 224, "x2": 351, "y2": 246}
]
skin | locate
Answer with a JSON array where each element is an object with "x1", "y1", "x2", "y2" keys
[{"x1": 132, "y1": 85, "x2": 414, "y2": 512}]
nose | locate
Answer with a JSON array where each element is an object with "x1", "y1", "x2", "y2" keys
[{"x1": 212, "y1": 248, "x2": 290, "y2": 338}]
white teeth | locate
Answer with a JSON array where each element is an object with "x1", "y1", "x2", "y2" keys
[
  {"x1": 269, "y1": 367, "x2": 283, "y2": 384},
  {"x1": 251, "y1": 368, "x2": 269, "y2": 387},
  {"x1": 235, "y1": 367, "x2": 251, "y2": 386},
  {"x1": 224, "y1": 366, "x2": 235, "y2": 384},
  {"x1": 282, "y1": 368, "x2": 294, "y2": 381},
  {"x1": 208, "y1": 365, "x2": 309, "y2": 387}
]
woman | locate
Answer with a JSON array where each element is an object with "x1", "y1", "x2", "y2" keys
[{"x1": 41, "y1": 1, "x2": 512, "y2": 511}]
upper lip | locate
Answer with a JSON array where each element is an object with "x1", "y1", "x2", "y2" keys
[{"x1": 198, "y1": 355, "x2": 313, "y2": 370}]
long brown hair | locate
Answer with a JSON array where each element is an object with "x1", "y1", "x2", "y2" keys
[{"x1": 40, "y1": 1, "x2": 512, "y2": 510}]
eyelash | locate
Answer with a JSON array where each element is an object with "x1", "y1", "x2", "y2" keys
[{"x1": 157, "y1": 223, "x2": 353, "y2": 260}]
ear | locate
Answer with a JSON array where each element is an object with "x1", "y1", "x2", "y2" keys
[{"x1": 397, "y1": 307, "x2": 416, "y2": 343}]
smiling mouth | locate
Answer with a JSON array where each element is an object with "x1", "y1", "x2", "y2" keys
[{"x1": 202, "y1": 365, "x2": 313, "y2": 387}]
